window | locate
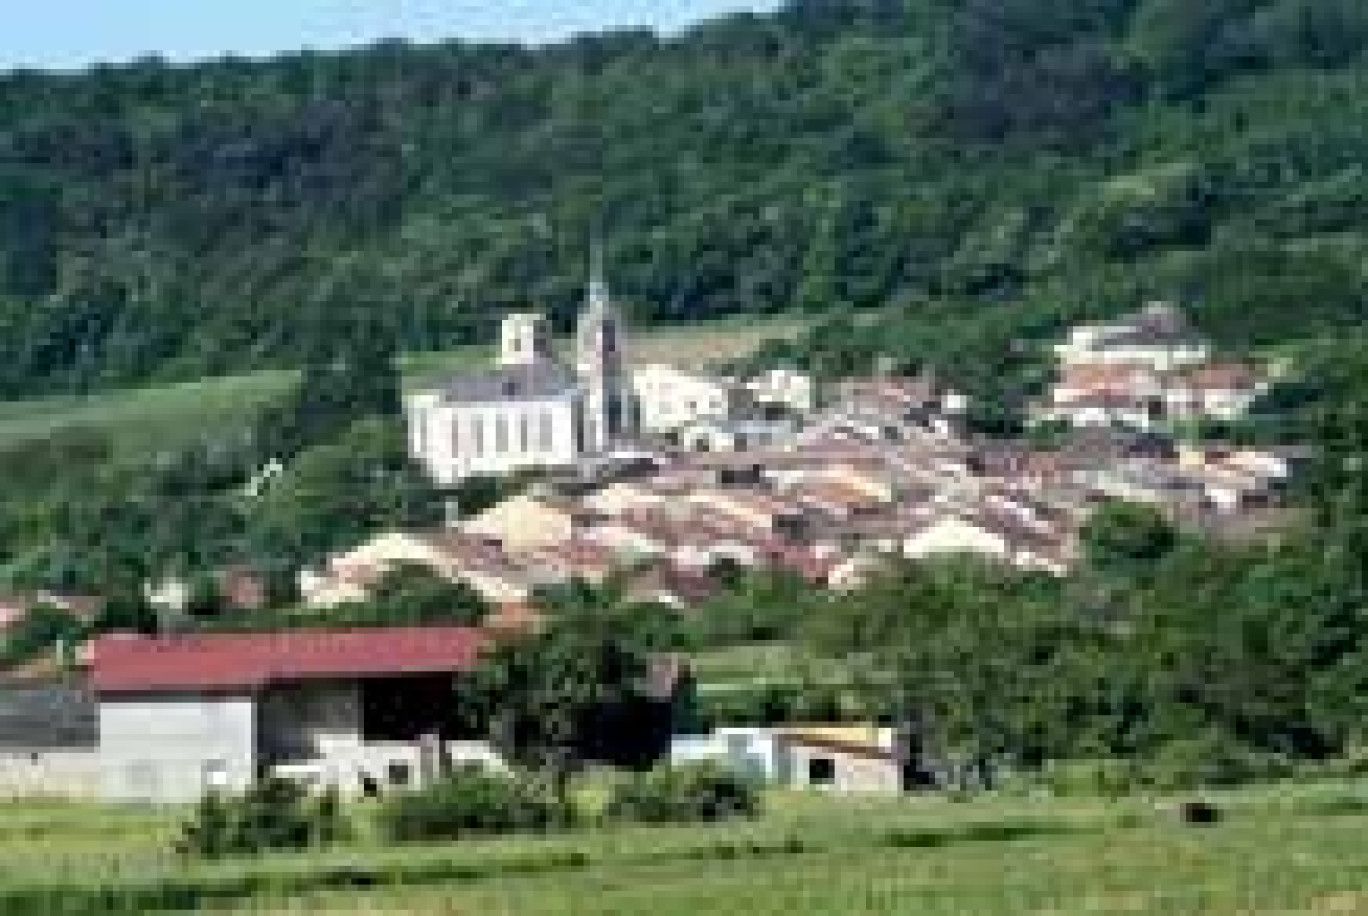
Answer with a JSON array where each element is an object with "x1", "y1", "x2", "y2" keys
[
  {"x1": 202, "y1": 759, "x2": 229, "y2": 790},
  {"x1": 472, "y1": 415, "x2": 485, "y2": 456},
  {"x1": 387, "y1": 762, "x2": 412, "y2": 787},
  {"x1": 126, "y1": 762, "x2": 159, "y2": 800},
  {"x1": 539, "y1": 410, "x2": 555, "y2": 453},
  {"x1": 807, "y1": 757, "x2": 836, "y2": 787},
  {"x1": 449, "y1": 418, "x2": 459, "y2": 455},
  {"x1": 495, "y1": 413, "x2": 509, "y2": 454},
  {"x1": 519, "y1": 412, "x2": 531, "y2": 454}
]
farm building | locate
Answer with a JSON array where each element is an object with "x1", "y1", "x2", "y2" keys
[
  {"x1": 89, "y1": 626, "x2": 490, "y2": 802},
  {"x1": 671, "y1": 726, "x2": 909, "y2": 794},
  {"x1": 774, "y1": 728, "x2": 905, "y2": 793}
]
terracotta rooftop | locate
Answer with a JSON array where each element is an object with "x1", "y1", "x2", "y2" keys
[
  {"x1": 90, "y1": 626, "x2": 487, "y2": 694},
  {"x1": 1177, "y1": 363, "x2": 1262, "y2": 391}
]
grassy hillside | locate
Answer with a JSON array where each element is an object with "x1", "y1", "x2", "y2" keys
[
  {"x1": 2, "y1": 781, "x2": 1367, "y2": 914},
  {"x1": 1, "y1": 0, "x2": 1366, "y2": 399}
]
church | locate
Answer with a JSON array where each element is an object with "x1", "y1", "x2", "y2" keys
[{"x1": 405, "y1": 268, "x2": 634, "y2": 486}]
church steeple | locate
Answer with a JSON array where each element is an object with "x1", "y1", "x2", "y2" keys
[
  {"x1": 587, "y1": 241, "x2": 611, "y2": 314},
  {"x1": 576, "y1": 245, "x2": 632, "y2": 453}
]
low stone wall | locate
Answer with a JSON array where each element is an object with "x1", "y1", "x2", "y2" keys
[
  {"x1": 0, "y1": 750, "x2": 100, "y2": 799},
  {"x1": 270, "y1": 741, "x2": 506, "y2": 796}
]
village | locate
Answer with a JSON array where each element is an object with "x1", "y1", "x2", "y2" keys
[
  {"x1": 313, "y1": 297, "x2": 1295, "y2": 614},
  {"x1": 0, "y1": 271, "x2": 1307, "y2": 805}
]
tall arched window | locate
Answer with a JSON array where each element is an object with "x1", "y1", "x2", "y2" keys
[
  {"x1": 539, "y1": 410, "x2": 555, "y2": 453},
  {"x1": 495, "y1": 412, "x2": 509, "y2": 454}
]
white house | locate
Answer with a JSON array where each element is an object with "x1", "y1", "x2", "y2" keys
[
  {"x1": 747, "y1": 368, "x2": 816, "y2": 414},
  {"x1": 671, "y1": 726, "x2": 903, "y2": 793},
  {"x1": 1053, "y1": 302, "x2": 1210, "y2": 371},
  {"x1": 632, "y1": 364, "x2": 739, "y2": 435},
  {"x1": 1163, "y1": 364, "x2": 1269, "y2": 422}
]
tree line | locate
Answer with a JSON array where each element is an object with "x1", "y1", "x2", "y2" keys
[{"x1": 0, "y1": 0, "x2": 1366, "y2": 399}]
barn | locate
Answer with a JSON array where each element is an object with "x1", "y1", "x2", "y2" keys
[{"x1": 89, "y1": 626, "x2": 489, "y2": 802}]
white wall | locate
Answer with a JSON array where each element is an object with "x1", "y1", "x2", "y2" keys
[
  {"x1": 633, "y1": 366, "x2": 734, "y2": 434},
  {"x1": 780, "y1": 743, "x2": 902, "y2": 793},
  {"x1": 1055, "y1": 338, "x2": 1209, "y2": 371},
  {"x1": 748, "y1": 369, "x2": 815, "y2": 414},
  {"x1": 0, "y1": 751, "x2": 99, "y2": 799},
  {"x1": 270, "y1": 740, "x2": 505, "y2": 796},
  {"x1": 670, "y1": 729, "x2": 784, "y2": 782},
  {"x1": 100, "y1": 694, "x2": 256, "y2": 803},
  {"x1": 407, "y1": 395, "x2": 582, "y2": 485}
]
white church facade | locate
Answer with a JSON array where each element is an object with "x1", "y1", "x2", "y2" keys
[{"x1": 406, "y1": 271, "x2": 634, "y2": 486}]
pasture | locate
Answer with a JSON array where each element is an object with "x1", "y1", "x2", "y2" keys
[{"x1": 0, "y1": 780, "x2": 1366, "y2": 914}]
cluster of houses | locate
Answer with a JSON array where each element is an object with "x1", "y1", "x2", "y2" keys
[
  {"x1": 0, "y1": 283, "x2": 1305, "y2": 803},
  {"x1": 304, "y1": 301, "x2": 1296, "y2": 615},
  {"x1": 1032, "y1": 302, "x2": 1274, "y2": 431}
]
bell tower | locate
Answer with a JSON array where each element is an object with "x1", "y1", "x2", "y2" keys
[
  {"x1": 576, "y1": 248, "x2": 631, "y2": 453},
  {"x1": 500, "y1": 313, "x2": 553, "y2": 367}
]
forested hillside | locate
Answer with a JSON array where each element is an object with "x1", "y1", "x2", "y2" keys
[{"x1": 1, "y1": 0, "x2": 1367, "y2": 398}]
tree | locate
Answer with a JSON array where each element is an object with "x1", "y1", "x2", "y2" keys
[
  {"x1": 0, "y1": 603, "x2": 84, "y2": 667},
  {"x1": 368, "y1": 564, "x2": 490, "y2": 627},
  {"x1": 254, "y1": 303, "x2": 402, "y2": 464},
  {"x1": 807, "y1": 557, "x2": 1078, "y2": 788},
  {"x1": 249, "y1": 417, "x2": 439, "y2": 563},
  {"x1": 1081, "y1": 500, "x2": 1178, "y2": 571},
  {"x1": 467, "y1": 597, "x2": 666, "y2": 795}
]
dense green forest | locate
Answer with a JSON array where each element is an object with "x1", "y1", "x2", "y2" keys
[{"x1": 1, "y1": 0, "x2": 1367, "y2": 399}]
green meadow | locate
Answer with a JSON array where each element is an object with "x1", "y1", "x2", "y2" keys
[{"x1": 1, "y1": 781, "x2": 1366, "y2": 914}]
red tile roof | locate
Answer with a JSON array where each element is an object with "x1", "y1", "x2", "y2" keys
[
  {"x1": 89, "y1": 626, "x2": 487, "y2": 694},
  {"x1": 1178, "y1": 363, "x2": 1261, "y2": 391}
]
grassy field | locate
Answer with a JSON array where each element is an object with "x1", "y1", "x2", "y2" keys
[
  {"x1": 1, "y1": 781, "x2": 1367, "y2": 914},
  {"x1": 0, "y1": 316, "x2": 805, "y2": 458}
]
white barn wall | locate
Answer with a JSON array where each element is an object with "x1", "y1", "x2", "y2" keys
[{"x1": 99, "y1": 693, "x2": 256, "y2": 803}]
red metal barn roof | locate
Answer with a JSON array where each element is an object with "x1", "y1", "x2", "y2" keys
[{"x1": 89, "y1": 626, "x2": 487, "y2": 694}]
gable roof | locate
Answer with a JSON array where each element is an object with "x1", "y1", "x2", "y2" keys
[
  {"x1": 90, "y1": 626, "x2": 487, "y2": 695},
  {"x1": 436, "y1": 361, "x2": 578, "y2": 405},
  {"x1": 775, "y1": 728, "x2": 897, "y2": 763}
]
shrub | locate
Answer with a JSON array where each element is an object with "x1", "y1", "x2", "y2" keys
[
  {"x1": 176, "y1": 778, "x2": 346, "y2": 859},
  {"x1": 1141, "y1": 733, "x2": 1293, "y2": 792},
  {"x1": 378, "y1": 766, "x2": 574, "y2": 842},
  {"x1": 1038, "y1": 758, "x2": 1147, "y2": 798},
  {"x1": 604, "y1": 763, "x2": 761, "y2": 826}
]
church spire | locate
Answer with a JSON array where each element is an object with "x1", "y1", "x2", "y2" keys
[
  {"x1": 577, "y1": 239, "x2": 631, "y2": 452},
  {"x1": 587, "y1": 239, "x2": 610, "y2": 312}
]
